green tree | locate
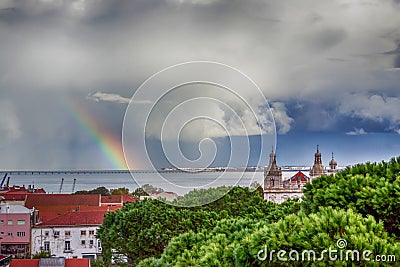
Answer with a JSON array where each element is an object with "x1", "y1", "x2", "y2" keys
[
  {"x1": 142, "y1": 183, "x2": 162, "y2": 194},
  {"x1": 32, "y1": 250, "x2": 51, "y2": 259},
  {"x1": 74, "y1": 186, "x2": 111, "y2": 196},
  {"x1": 110, "y1": 187, "x2": 130, "y2": 196},
  {"x1": 140, "y1": 207, "x2": 399, "y2": 266},
  {"x1": 97, "y1": 186, "x2": 299, "y2": 265},
  {"x1": 302, "y1": 156, "x2": 400, "y2": 237},
  {"x1": 132, "y1": 187, "x2": 149, "y2": 198}
]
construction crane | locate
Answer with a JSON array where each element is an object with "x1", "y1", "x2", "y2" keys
[
  {"x1": 0, "y1": 173, "x2": 8, "y2": 188},
  {"x1": 59, "y1": 178, "x2": 64, "y2": 193},
  {"x1": 72, "y1": 178, "x2": 77, "y2": 193}
]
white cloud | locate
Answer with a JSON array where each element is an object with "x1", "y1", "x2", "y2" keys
[
  {"x1": 87, "y1": 92, "x2": 130, "y2": 104},
  {"x1": 270, "y1": 102, "x2": 294, "y2": 134},
  {"x1": 346, "y1": 128, "x2": 367, "y2": 136},
  {"x1": 339, "y1": 93, "x2": 400, "y2": 132}
]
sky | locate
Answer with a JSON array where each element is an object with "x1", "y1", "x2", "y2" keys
[{"x1": 0, "y1": 0, "x2": 400, "y2": 170}]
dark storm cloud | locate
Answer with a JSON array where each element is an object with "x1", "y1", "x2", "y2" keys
[{"x1": 1, "y1": 0, "x2": 400, "y2": 169}]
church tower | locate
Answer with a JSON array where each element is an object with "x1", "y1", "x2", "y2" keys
[
  {"x1": 309, "y1": 145, "x2": 326, "y2": 179},
  {"x1": 264, "y1": 148, "x2": 282, "y2": 189},
  {"x1": 329, "y1": 152, "x2": 338, "y2": 173}
]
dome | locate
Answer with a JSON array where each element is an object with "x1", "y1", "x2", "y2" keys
[{"x1": 329, "y1": 152, "x2": 337, "y2": 166}]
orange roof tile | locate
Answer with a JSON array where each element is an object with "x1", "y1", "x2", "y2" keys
[
  {"x1": 36, "y1": 210, "x2": 107, "y2": 227},
  {"x1": 25, "y1": 194, "x2": 100, "y2": 208},
  {"x1": 36, "y1": 205, "x2": 120, "y2": 223},
  {"x1": 122, "y1": 195, "x2": 139, "y2": 203},
  {"x1": 10, "y1": 258, "x2": 89, "y2": 267},
  {"x1": 10, "y1": 258, "x2": 39, "y2": 267},
  {"x1": 0, "y1": 193, "x2": 27, "y2": 201},
  {"x1": 287, "y1": 171, "x2": 309, "y2": 183},
  {"x1": 65, "y1": 258, "x2": 90, "y2": 267},
  {"x1": 101, "y1": 195, "x2": 122, "y2": 204}
]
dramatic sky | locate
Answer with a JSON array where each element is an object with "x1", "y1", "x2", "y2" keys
[{"x1": 1, "y1": 0, "x2": 400, "y2": 170}]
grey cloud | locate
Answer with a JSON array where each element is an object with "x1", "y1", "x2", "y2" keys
[
  {"x1": 1, "y1": 0, "x2": 400, "y2": 169},
  {"x1": 0, "y1": 101, "x2": 22, "y2": 141},
  {"x1": 383, "y1": 44, "x2": 400, "y2": 55}
]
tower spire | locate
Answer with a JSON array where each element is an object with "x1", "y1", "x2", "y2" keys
[
  {"x1": 310, "y1": 144, "x2": 325, "y2": 178},
  {"x1": 329, "y1": 152, "x2": 337, "y2": 173}
]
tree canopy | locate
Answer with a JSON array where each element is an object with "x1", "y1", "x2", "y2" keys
[
  {"x1": 139, "y1": 207, "x2": 399, "y2": 266},
  {"x1": 96, "y1": 156, "x2": 400, "y2": 266},
  {"x1": 302, "y1": 156, "x2": 400, "y2": 236},
  {"x1": 97, "y1": 186, "x2": 300, "y2": 265}
]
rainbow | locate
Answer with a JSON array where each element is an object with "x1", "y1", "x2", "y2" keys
[{"x1": 66, "y1": 99, "x2": 129, "y2": 170}]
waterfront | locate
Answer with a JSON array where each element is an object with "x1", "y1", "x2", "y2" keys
[{"x1": 0, "y1": 170, "x2": 302, "y2": 195}]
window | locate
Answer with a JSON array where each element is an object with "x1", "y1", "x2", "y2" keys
[
  {"x1": 44, "y1": 231, "x2": 49, "y2": 236},
  {"x1": 89, "y1": 240, "x2": 94, "y2": 245},
  {"x1": 64, "y1": 241, "x2": 71, "y2": 251},
  {"x1": 7, "y1": 220, "x2": 12, "y2": 225},
  {"x1": 0, "y1": 219, "x2": 4, "y2": 224},
  {"x1": 54, "y1": 231, "x2": 60, "y2": 237},
  {"x1": 0, "y1": 232, "x2": 4, "y2": 235},
  {"x1": 17, "y1": 220, "x2": 25, "y2": 225},
  {"x1": 44, "y1": 242, "x2": 50, "y2": 252},
  {"x1": 8, "y1": 232, "x2": 12, "y2": 236},
  {"x1": 65, "y1": 231, "x2": 71, "y2": 237},
  {"x1": 80, "y1": 230, "x2": 86, "y2": 236},
  {"x1": 89, "y1": 230, "x2": 95, "y2": 235},
  {"x1": 98, "y1": 240, "x2": 101, "y2": 248},
  {"x1": 17, "y1": 244, "x2": 25, "y2": 249},
  {"x1": 17, "y1": 232, "x2": 25, "y2": 237},
  {"x1": 81, "y1": 240, "x2": 86, "y2": 245}
]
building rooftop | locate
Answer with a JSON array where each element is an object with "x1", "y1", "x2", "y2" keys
[
  {"x1": 35, "y1": 210, "x2": 107, "y2": 227},
  {"x1": 0, "y1": 204, "x2": 31, "y2": 214},
  {"x1": 2, "y1": 186, "x2": 46, "y2": 194},
  {"x1": 100, "y1": 195, "x2": 139, "y2": 205},
  {"x1": 10, "y1": 258, "x2": 90, "y2": 267},
  {"x1": 36, "y1": 205, "x2": 120, "y2": 223},
  {"x1": 25, "y1": 194, "x2": 100, "y2": 208},
  {"x1": 285, "y1": 171, "x2": 309, "y2": 183},
  {"x1": 0, "y1": 193, "x2": 27, "y2": 202}
]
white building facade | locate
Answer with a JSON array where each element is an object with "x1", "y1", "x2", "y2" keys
[
  {"x1": 31, "y1": 225, "x2": 102, "y2": 259},
  {"x1": 264, "y1": 146, "x2": 337, "y2": 204},
  {"x1": 31, "y1": 211, "x2": 105, "y2": 259}
]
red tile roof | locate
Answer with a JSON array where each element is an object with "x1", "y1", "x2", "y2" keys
[
  {"x1": 101, "y1": 195, "x2": 139, "y2": 205},
  {"x1": 36, "y1": 210, "x2": 107, "y2": 227},
  {"x1": 10, "y1": 258, "x2": 89, "y2": 267},
  {"x1": 0, "y1": 193, "x2": 27, "y2": 201},
  {"x1": 4, "y1": 186, "x2": 46, "y2": 193},
  {"x1": 25, "y1": 194, "x2": 100, "y2": 208},
  {"x1": 101, "y1": 195, "x2": 122, "y2": 204},
  {"x1": 36, "y1": 205, "x2": 120, "y2": 223},
  {"x1": 287, "y1": 171, "x2": 309, "y2": 183},
  {"x1": 122, "y1": 195, "x2": 139, "y2": 203},
  {"x1": 65, "y1": 259, "x2": 90, "y2": 267},
  {"x1": 10, "y1": 259, "x2": 39, "y2": 267}
]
